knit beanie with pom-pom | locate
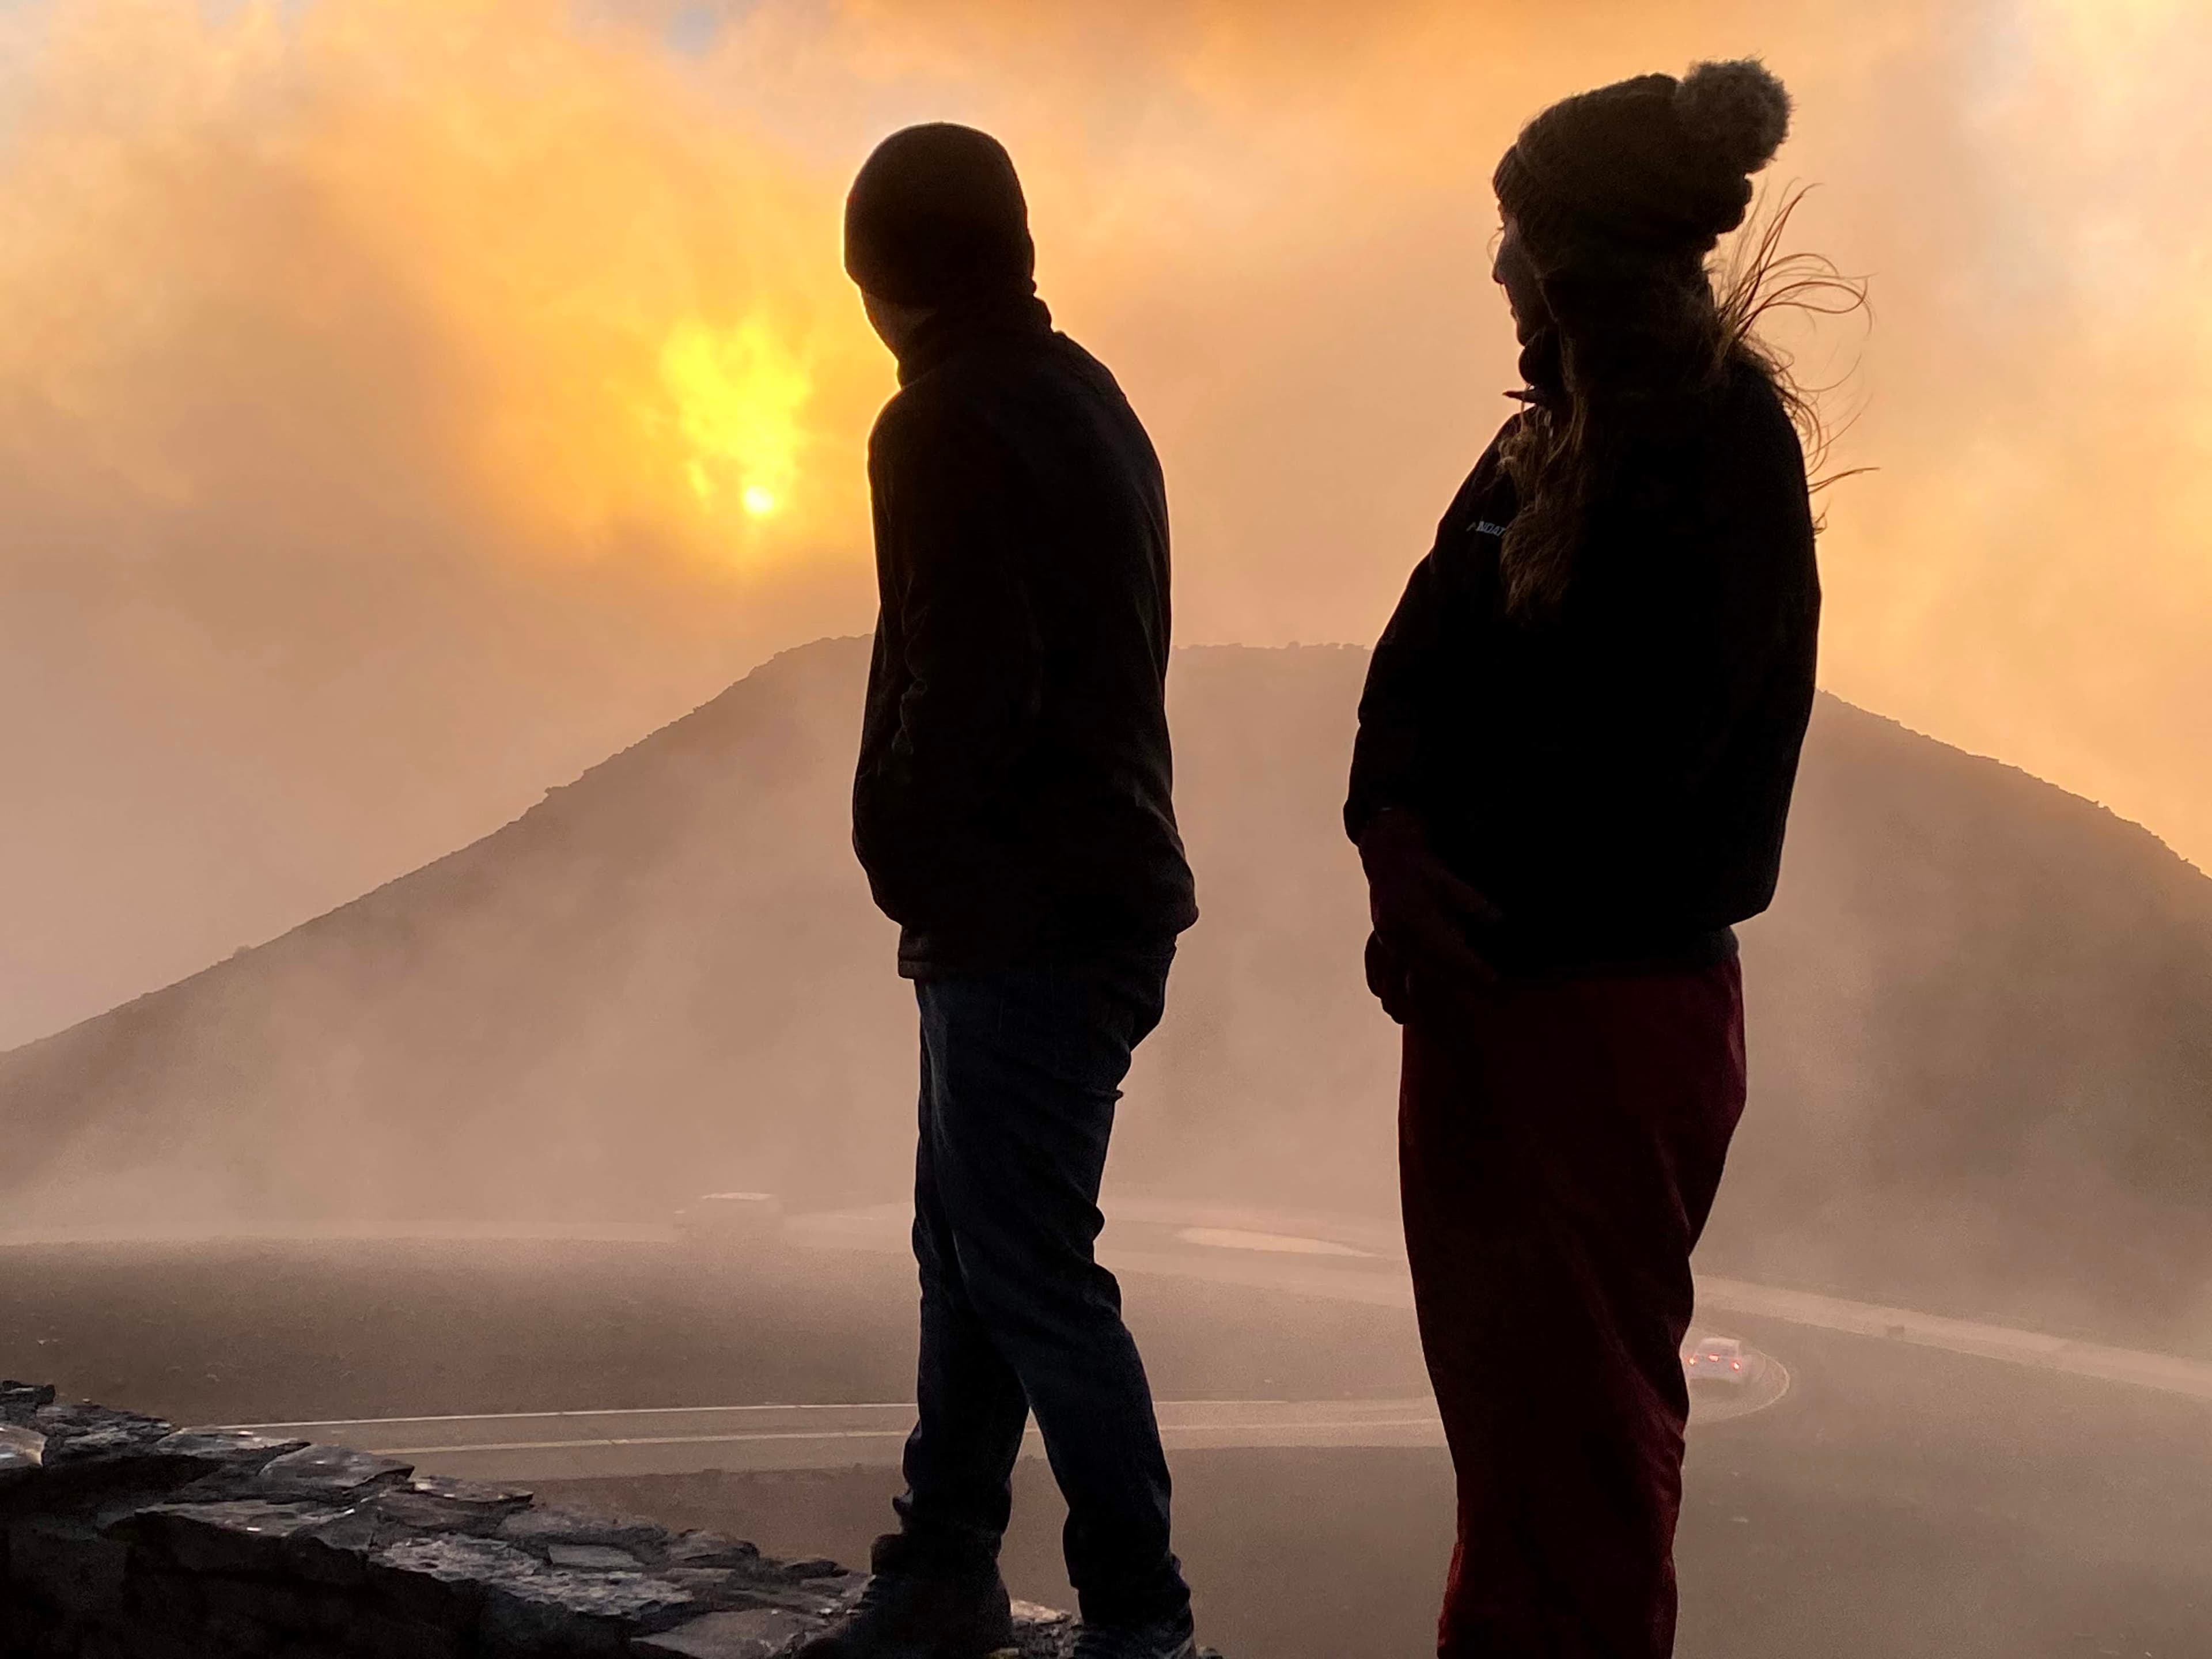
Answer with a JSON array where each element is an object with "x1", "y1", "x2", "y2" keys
[{"x1": 1494, "y1": 59, "x2": 1791, "y2": 265}]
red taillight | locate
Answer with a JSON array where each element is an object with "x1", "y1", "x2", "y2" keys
[{"x1": 1731, "y1": 1360, "x2": 1743, "y2": 1370}]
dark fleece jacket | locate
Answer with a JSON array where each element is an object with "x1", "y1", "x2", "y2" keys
[
  {"x1": 1345, "y1": 358, "x2": 1820, "y2": 976},
  {"x1": 853, "y1": 296, "x2": 1197, "y2": 978}
]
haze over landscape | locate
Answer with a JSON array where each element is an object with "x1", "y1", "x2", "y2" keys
[
  {"x1": 5, "y1": 0, "x2": 2212, "y2": 1046},
  {"x1": 8, "y1": 7, "x2": 2212, "y2": 1656},
  {"x1": 10, "y1": 638, "x2": 2212, "y2": 1357}
]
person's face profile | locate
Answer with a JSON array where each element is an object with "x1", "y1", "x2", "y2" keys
[{"x1": 1490, "y1": 215, "x2": 1548, "y2": 344}]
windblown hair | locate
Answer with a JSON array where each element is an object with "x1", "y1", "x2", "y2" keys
[{"x1": 1496, "y1": 186, "x2": 1867, "y2": 620}]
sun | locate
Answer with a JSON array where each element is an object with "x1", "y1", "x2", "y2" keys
[{"x1": 659, "y1": 319, "x2": 809, "y2": 527}]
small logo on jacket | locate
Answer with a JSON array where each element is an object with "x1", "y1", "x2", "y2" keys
[{"x1": 1471, "y1": 519, "x2": 1512, "y2": 537}]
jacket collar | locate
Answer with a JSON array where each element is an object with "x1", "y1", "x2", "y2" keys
[{"x1": 896, "y1": 293, "x2": 1054, "y2": 386}]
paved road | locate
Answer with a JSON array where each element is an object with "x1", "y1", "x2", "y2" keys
[
  {"x1": 14, "y1": 1206, "x2": 2210, "y2": 1403},
  {"x1": 227, "y1": 1202, "x2": 1827, "y2": 1478},
  {"x1": 236, "y1": 1371, "x2": 1789, "y2": 1481}
]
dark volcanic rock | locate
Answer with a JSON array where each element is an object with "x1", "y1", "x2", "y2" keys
[
  {"x1": 634, "y1": 1605, "x2": 821, "y2": 1658},
  {"x1": 367, "y1": 1531, "x2": 542, "y2": 1620},
  {"x1": 0, "y1": 1380, "x2": 57, "y2": 1425},
  {"x1": 33, "y1": 1403, "x2": 173, "y2": 1464},
  {"x1": 0, "y1": 1382, "x2": 1132, "y2": 1659},
  {"x1": 7, "y1": 1518, "x2": 130, "y2": 1619},
  {"x1": 256, "y1": 1442, "x2": 416, "y2": 1501},
  {"x1": 150, "y1": 1426, "x2": 310, "y2": 1477},
  {"x1": 410, "y1": 1472, "x2": 536, "y2": 1512},
  {"x1": 545, "y1": 1542, "x2": 642, "y2": 1571},
  {"x1": 2, "y1": 1413, "x2": 255, "y2": 1538},
  {"x1": 660, "y1": 1566, "x2": 744, "y2": 1603},
  {"x1": 664, "y1": 1529, "x2": 759, "y2": 1570},
  {"x1": 483, "y1": 1565, "x2": 702, "y2": 1650},
  {"x1": 281, "y1": 1502, "x2": 389, "y2": 1587},
  {"x1": 112, "y1": 1498, "x2": 359, "y2": 1577},
  {"x1": 0, "y1": 1422, "x2": 45, "y2": 1478},
  {"x1": 370, "y1": 1475, "x2": 535, "y2": 1536},
  {"x1": 496, "y1": 1502, "x2": 669, "y2": 1558}
]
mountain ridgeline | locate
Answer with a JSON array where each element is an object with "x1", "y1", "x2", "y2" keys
[{"x1": 6, "y1": 638, "x2": 2210, "y2": 1343}]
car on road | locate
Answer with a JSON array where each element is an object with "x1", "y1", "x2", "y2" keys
[
  {"x1": 1684, "y1": 1335, "x2": 1749, "y2": 1384},
  {"x1": 675, "y1": 1190, "x2": 783, "y2": 1251}
]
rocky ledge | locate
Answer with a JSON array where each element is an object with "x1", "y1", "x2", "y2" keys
[{"x1": 0, "y1": 1380, "x2": 1099, "y2": 1658}]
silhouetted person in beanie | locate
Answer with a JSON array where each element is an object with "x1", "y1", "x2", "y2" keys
[
  {"x1": 1346, "y1": 61, "x2": 1820, "y2": 1658},
  {"x1": 804, "y1": 123, "x2": 1201, "y2": 1659}
]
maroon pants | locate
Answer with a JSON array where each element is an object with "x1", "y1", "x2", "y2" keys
[{"x1": 1399, "y1": 958, "x2": 1746, "y2": 1659}]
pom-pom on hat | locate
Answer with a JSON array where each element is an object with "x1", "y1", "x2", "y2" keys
[
  {"x1": 1494, "y1": 59, "x2": 1791, "y2": 264},
  {"x1": 845, "y1": 123, "x2": 1036, "y2": 308}
]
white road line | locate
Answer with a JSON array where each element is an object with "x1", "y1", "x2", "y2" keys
[
  {"x1": 229, "y1": 1390, "x2": 1797, "y2": 1482},
  {"x1": 23, "y1": 1217, "x2": 2206, "y2": 1419},
  {"x1": 241, "y1": 1402, "x2": 925, "y2": 1435},
  {"x1": 1694, "y1": 1277, "x2": 2212, "y2": 1401},
  {"x1": 789, "y1": 1206, "x2": 2212, "y2": 1405},
  {"x1": 239, "y1": 1399, "x2": 1444, "y2": 1445},
  {"x1": 228, "y1": 1399, "x2": 1457, "y2": 1480},
  {"x1": 1088, "y1": 1246, "x2": 2212, "y2": 1404}
]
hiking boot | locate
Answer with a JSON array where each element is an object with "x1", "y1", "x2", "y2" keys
[
  {"x1": 1070, "y1": 1612, "x2": 1199, "y2": 1659},
  {"x1": 796, "y1": 1534, "x2": 1014, "y2": 1659}
]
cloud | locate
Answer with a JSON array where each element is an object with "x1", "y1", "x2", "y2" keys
[
  {"x1": 0, "y1": 0, "x2": 888, "y2": 1040},
  {"x1": 2, "y1": 0, "x2": 2209, "y2": 1044}
]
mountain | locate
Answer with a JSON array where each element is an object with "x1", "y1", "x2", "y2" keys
[{"x1": 6, "y1": 638, "x2": 2210, "y2": 1343}]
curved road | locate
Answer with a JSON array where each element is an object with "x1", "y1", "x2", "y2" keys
[
  {"x1": 224, "y1": 1198, "x2": 2212, "y2": 1482},
  {"x1": 233, "y1": 1203, "x2": 1816, "y2": 1479}
]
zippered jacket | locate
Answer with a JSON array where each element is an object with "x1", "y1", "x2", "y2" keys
[
  {"x1": 854, "y1": 296, "x2": 1198, "y2": 978},
  {"x1": 1345, "y1": 358, "x2": 1820, "y2": 976}
]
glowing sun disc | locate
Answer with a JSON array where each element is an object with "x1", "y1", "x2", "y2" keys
[{"x1": 741, "y1": 484, "x2": 777, "y2": 517}]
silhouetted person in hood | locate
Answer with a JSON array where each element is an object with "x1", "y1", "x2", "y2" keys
[
  {"x1": 803, "y1": 123, "x2": 1200, "y2": 1659},
  {"x1": 1345, "y1": 60, "x2": 1822, "y2": 1659}
]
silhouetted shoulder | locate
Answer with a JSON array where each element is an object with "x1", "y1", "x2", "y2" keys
[
  {"x1": 866, "y1": 348, "x2": 1031, "y2": 482},
  {"x1": 1711, "y1": 357, "x2": 1809, "y2": 482},
  {"x1": 869, "y1": 362, "x2": 973, "y2": 445},
  {"x1": 865, "y1": 381, "x2": 986, "y2": 493},
  {"x1": 1044, "y1": 330, "x2": 1135, "y2": 400},
  {"x1": 1468, "y1": 412, "x2": 1527, "y2": 495},
  {"x1": 1421, "y1": 414, "x2": 1525, "y2": 584},
  {"x1": 872, "y1": 328, "x2": 1142, "y2": 469},
  {"x1": 1688, "y1": 358, "x2": 1819, "y2": 613}
]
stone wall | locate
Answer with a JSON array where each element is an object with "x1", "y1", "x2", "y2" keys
[{"x1": 0, "y1": 1381, "x2": 1086, "y2": 1658}]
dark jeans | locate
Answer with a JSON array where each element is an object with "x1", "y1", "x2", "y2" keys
[{"x1": 895, "y1": 946, "x2": 1189, "y2": 1631}]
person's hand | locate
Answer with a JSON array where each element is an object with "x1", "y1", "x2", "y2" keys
[
  {"x1": 1358, "y1": 809, "x2": 1502, "y2": 1007},
  {"x1": 1365, "y1": 929, "x2": 1415, "y2": 1024}
]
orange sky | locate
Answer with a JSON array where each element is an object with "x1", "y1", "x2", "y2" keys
[{"x1": 2, "y1": 0, "x2": 2209, "y2": 1043}]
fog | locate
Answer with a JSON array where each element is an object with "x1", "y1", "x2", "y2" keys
[
  {"x1": 6, "y1": 13, "x2": 2212, "y2": 1653},
  {"x1": 3, "y1": 0, "x2": 2211, "y2": 1048},
  {"x1": 5, "y1": 635, "x2": 2209, "y2": 1373},
  {"x1": 7, "y1": 0, "x2": 2212, "y2": 1349},
  {"x1": 5, "y1": 0, "x2": 2209, "y2": 1368}
]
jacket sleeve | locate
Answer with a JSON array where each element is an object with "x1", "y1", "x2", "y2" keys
[
  {"x1": 854, "y1": 406, "x2": 1046, "y2": 923},
  {"x1": 1344, "y1": 445, "x2": 1506, "y2": 847},
  {"x1": 1345, "y1": 549, "x2": 1452, "y2": 847}
]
